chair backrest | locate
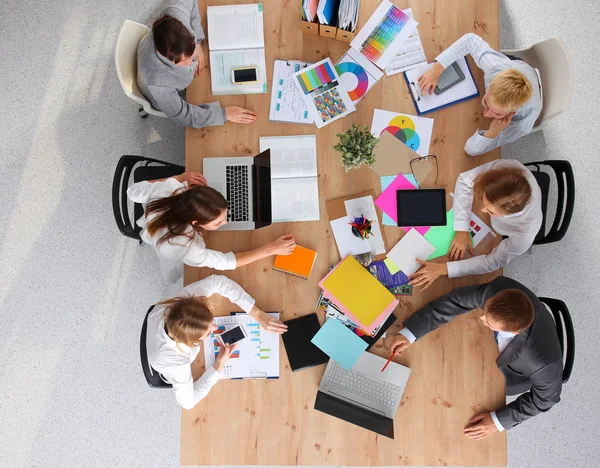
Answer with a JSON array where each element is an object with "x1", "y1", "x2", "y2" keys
[
  {"x1": 112, "y1": 155, "x2": 185, "y2": 242},
  {"x1": 140, "y1": 305, "x2": 172, "y2": 389},
  {"x1": 114, "y1": 20, "x2": 166, "y2": 117},
  {"x1": 502, "y1": 37, "x2": 574, "y2": 130},
  {"x1": 525, "y1": 160, "x2": 575, "y2": 245},
  {"x1": 538, "y1": 297, "x2": 575, "y2": 383}
]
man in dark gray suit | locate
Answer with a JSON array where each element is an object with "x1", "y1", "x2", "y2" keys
[{"x1": 385, "y1": 276, "x2": 563, "y2": 440}]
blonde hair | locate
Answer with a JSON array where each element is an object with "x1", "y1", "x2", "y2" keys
[
  {"x1": 161, "y1": 295, "x2": 214, "y2": 348},
  {"x1": 488, "y1": 68, "x2": 533, "y2": 111},
  {"x1": 473, "y1": 167, "x2": 532, "y2": 215}
]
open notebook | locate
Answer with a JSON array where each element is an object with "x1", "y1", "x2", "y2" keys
[
  {"x1": 207, "y1": 3, "x2": 267, "y2": 95},
  {"x1": 260, "y1": 135, "x2": 320, "y2": 222}
]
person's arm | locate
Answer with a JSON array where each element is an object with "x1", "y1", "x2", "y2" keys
[
  {"x1": 183, "y1": 274, "x2": 256, "y2": 312},
  {"x1": 495, "y1": 359, "x2": 563, "y2": 429},
  {"x1": 147, "y1": 84, "x2": 226, "y2": 128},
  {"x1": 435, "y1": 33, "x2": 509, "y2": 73},
  {"x1": 126, "y1": 177, "x2": 183, "y2": 204},
  {"x1": 171, "y1": 366, "x2": 222, "y2": 410},
  {"x1": 165, "y1": 0, "x2": 205, "y2": 42},
  {"x1": 446, "y1": 234, "x2": 535, "y2": 278}
]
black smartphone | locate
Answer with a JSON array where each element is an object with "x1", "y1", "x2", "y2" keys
[{"x1": 434, "y1": 62, "x2": 466, "y2": 95}]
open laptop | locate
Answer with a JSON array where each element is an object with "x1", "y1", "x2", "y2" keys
[
  {"x1": 203, "y1": 149, "x2": 272, "y2": 230},
  {"x1": 314, "y1": 351, "x2": 411, "y2": 439}
]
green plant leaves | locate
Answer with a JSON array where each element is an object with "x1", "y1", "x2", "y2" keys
[{"x1": 332, "y1": 124, "x2": 379, "y2": 171}]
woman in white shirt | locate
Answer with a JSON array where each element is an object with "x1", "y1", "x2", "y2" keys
[
  {"x1": 127, "y1": 172, "x2": 296, "y2": 283},
  {"x1": 146, "y1": 274, "x2": 287, "y2": 410},
  {"x1": 410, "y1": 159, "x2": 542, "y2": 290}
]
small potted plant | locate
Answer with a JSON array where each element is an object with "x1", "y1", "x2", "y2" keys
[{"x1": 333, "y1": 124, "x2": 379, "y2": 171}]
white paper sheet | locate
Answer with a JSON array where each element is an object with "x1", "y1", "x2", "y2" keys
[
  {"x1": 269, "y1": 60, "x2": 313, "y2": 124},
  {"x1": 207, "y1": 4, "x2": 264, "y2": 50},
  {"x1": 370, "y1": 109, "x2": 434, "y2": 156},
  {"x1": 469, "y1": 211, "x2": 496, "y2": 247},
  {"x1": 335, "y1": 48, "x2": 383, "y2": 104},
  {"x1": 385, "y1": 8, "x2": 427, "y2": 76},
  {"x1": 344, "y1": 195, "x2": 386, "y2": 254},
  {"x1": 271, "y1": 178, "x2": 320, "y2": 222},
  {"x1": 209, "y1": 49, "x2": 267, "y2": 95},
  {"x1": 386, "y1": 228, "x2": 435, "y2": 276},
  {"x1": 260, "y1": 135, "x2": 318, "y2": 179},
  {"x1": 330, "y1": 216, "x2": 373, "y2": 258}
]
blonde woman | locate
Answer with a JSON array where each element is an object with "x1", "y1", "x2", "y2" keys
[
  {"x1": 146, "y1": 274, "x2": 287, "y2": 410},
  {"x1": 418, "y1": 33, "x2": 541, "y2": 156},
  {"x1": 410, "y1": 159, "x2": 542, "y2": 290}
]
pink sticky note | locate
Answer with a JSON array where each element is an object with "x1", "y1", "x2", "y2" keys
[{"x1": 375, "y1": 174, "x2": 431, "y2": 235}]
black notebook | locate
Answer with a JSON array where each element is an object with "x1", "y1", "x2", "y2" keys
[{"x1": 282, "y1": 313, "x2": 329, "y2": 372}]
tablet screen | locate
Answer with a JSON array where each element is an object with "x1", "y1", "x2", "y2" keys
[{"x1": 396, "y1": 189, "x2": 447, "y2": 226}]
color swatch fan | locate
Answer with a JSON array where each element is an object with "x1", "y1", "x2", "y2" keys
[
  {"x1": 371, "y1": 109, "x2": 434, "y2": 157},
  {"x1": 335, "y1": 48, "x2": 383, "y2": 104},
  {"x1": 293, "y1": 58, "x2": 356, "y2": 128}
]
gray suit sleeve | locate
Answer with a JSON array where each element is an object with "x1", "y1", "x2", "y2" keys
[
  {"x1": 166, "y1": 0, "x2": 205, "y2": 42},
  {"x1": 148, "y1": 84, "x2": 225, "y2": 128},
  {"x1": 496, "y1": 359, "x2": 563, "y2": 429},
  {"x1": 404, "y1": 283, "x2": 488, "y2": 339},
  {"x1": 188, "y1": 0, "x2": 205, "y2": 42}
]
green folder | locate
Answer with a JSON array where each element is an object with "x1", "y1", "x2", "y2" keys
[{"x1": 424, "y1": 210, "x2": 456, "y2": 260}]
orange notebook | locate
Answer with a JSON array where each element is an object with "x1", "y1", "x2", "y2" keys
[{"x1": 273, "y1": 246, "x2": 318, "y2": 279}]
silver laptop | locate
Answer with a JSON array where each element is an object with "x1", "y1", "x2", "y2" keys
[
  {"x1": 315, "y1": 352, "x2": 411, "y2": 438},
  {"x1": 203, "y1": 150, "x2": 272, "y2": 230}
]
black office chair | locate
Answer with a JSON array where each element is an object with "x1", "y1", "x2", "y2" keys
[
  {"x1": 140, "y1": 305, "x2": 172, "y2": 389},
  {"x1": 539, "y1": 297, "x2": 575, "y2": 383},
  {"x1": 112, "y1": 155, "x2": 185, "y2": 242},
  {"x1": 525, "y1": 160, "x2": 575, "y2": 245}
]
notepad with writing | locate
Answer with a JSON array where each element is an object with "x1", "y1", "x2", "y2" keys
[
  {"x1": 319, "y1": 256, "x2": 398, "y2": 334},
  {"x1": 273, "y1": 246, "x2": 318, "y2": 279}
]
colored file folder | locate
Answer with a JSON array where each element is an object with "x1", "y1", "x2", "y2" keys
[{"x1": 273, "y1": 246, "x2": 318, "y2": 279}]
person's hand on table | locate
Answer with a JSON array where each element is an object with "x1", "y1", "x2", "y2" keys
[
  {"x1": 409, "y1": 259, "x2": 448, "y2": 291},
  {"x1": 250, "y1": 306, "x2": 288, "y2": 334},
  {"x1": 384, "y1": 334, "x2": 411, "y2": 356},
  {"x1": 483, "y1": 112, "x2": 515, "y2": 139},
  {"x1": 225, "y1": 106, "x2": 257, "y2": 124},
  {"x1": 176, "y1": 171, "x2": 208, "y2": 187},
  {"x1": 449, "y1": 231, "x2": 473, "y2": 261},
  {"x1": 194, "y1": 43, "x2": 206, "y2": 77},
  {"x1": 268, "y1": 235, "x2": 296, "y2": 255},
  {"x1": 464, "y1": 412, "x2": 499, "y2": 440},
  {"x1": 214, "y1": 342, "x2": 239, "y2": 372},
  {"x1": 417, "y1": 62, "x2": 445, "y2": 95}
]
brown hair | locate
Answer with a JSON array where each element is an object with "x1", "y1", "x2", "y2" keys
[
  {"x1": 473, "y1": 167, "x2": 532, "y2": 215},
  {"x1": 146, "y1": 185, "x2": 228, "y2": 247},
  {"x1": 485, "y1": 289, "x2": 535, "y2": 333},
  {"x1": 152, "y1": 16, "x2": 196, "y2": 64},
  {"x1": 161, "y1": 296, "x2": 214, "y2": 348},
  {"x1": 488, "y1": 68, "x2": 533, "y2": 110}
]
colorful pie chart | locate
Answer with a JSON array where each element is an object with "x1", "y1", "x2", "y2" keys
[
  {"x1": 383, "y1": 116, "x2": 421, "y2": 151},
  {"x1": 335, "y1": 62, "x2": 369, "y2": 102}
]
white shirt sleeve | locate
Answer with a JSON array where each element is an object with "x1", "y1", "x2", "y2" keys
[
  {"x1": 453, "y1": 161, "x2": 498, "y2": 231},
  {"x1": 171, "y1": 366, "x2": 223, "y2": 410},
  {"x1": 435, "y1": 33, "x2": 510, "y2": 75},
  {"x1": 182, "y1": 274, "x2": 256, "y2": 313},
  {"x1": 464, "y1": 115, "x2": 538, "y2": 156},
  {"x1": 398, "y1": 327, "x2": 417, "y2": 343},
  {"x1": 178, "y1": 238, "x2": 237, "y2": 271},
  {"x1": 126, "y1": 177, "x2": 184, "y2": 204},
  {"x1": 447, "y1": 233, "x2": 534, "y2": 278},
  {"x1": 490, "y1": 411, "x2": 505, "y2": 432}
]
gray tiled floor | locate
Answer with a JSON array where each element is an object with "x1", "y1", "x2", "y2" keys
[{"x1": 0, "y1": 0, "x2": 598, "y2": 467}]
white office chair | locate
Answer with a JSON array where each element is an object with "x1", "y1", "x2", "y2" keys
[
  {"x1": 502, "y1": 37, "x2": 574, "y2": 132},
  {"x1": 114, "y1": 20, "x2": 167, "y2": 119}
]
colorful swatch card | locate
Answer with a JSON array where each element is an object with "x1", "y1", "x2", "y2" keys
[
  {"x1": 293, "y1": 58, "x2": 355, "y2": 128},
  {"x1": 335, "y1": 48, "x2": 383, "y2": 104},
  {"x1": 350, "y1": 0, "x2": 418, "y2": 69},
  {"x1": 311, "y1": 318, "x2": 368, "y2": 371},
  {"x1": 371, "y1": 109, "x2": 434, "y2": 157}
]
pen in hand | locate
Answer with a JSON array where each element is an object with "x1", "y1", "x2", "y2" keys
[{"x1": 381, "y1": 351, "x2": 396, "y2": 372}]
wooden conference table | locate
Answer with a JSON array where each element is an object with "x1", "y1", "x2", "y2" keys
[{"x1": 183, "y1": 0, "x2": 505, "y2": 465}]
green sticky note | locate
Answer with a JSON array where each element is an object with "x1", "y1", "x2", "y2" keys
[
  {"x1": 384, "y1": 258, "x2": 401, "y2": 275},
  {"x1": 423, "y1": 210, "x2": 456, "y2": 260},
  {"x1": 258, "y1": 4, "x2": 263, "y2": 12}
]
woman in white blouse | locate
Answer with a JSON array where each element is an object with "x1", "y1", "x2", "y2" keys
[
  {"x1": 410, "y1": 159, "x2": 542, "y2": 290},
  {"x1": 146, "y1": 274, "x2": 287, "y2": 410},
  {"x1": 127, "y1": 172, "x2": 295, "y2": 283}
]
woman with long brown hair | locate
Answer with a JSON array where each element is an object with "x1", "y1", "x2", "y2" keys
[
  {"x1": 145, "y1": 274, "x2": 287, "y2": 409},
  {"x1": 127, "y1": 172, "x2": 295, "y2": 283},
  {"x1": 409, "y1": 160, "x2": 542, "y2": 290}
]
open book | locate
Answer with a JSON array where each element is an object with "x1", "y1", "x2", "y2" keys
[
  {"x1": 259, "y1": 135, "x2": 320, "y2": 222},
  {"x1": 207, "y1": 4, "x2": 267, "y2": 96}
]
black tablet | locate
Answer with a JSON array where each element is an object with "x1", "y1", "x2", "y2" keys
[
  {"x1": 282, "y1": 314, "x2": 329, "y2": 372},
  {"x1": 396, "y1": 189, "x2": 447, "y2": 227}
]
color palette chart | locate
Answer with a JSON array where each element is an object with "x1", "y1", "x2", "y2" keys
[
  {"x1": 335, "y1": 48, "x2": 383, "y2": 104},
  {"x1": 293, "y1": 58, "x2": 355, "y2": 128}
]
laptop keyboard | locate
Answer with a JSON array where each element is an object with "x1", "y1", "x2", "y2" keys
[
  {"x1": 325, "y1": 362, "x2": 401, "y2": 409},
  {"x1": 225, "y1": 165, "x2": 249, "y2": 222}
]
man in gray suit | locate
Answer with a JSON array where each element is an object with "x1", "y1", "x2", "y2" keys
[
  {"x1": 137, "y1": 0, "x2": 256, "y2": 128},
  {"x1": 385, "y1": 276, "x2": 563, "y2": 440}
]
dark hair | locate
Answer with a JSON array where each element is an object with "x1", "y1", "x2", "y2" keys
[
  {"x1": 146, "y1": 185, "x2": 227, "y2": 247},
  {"x1": 485, "y1": 289, "x2": 535, "y2": 333},
  {"x1": 473, "y1": 167, "x2": 532, "y2": 215},
  {"x1": 152, "y1": 16, "x2": 196, "y2": 64}
]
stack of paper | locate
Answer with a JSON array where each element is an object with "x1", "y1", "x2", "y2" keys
[
  {"x1": 337, "y1": 0, "x2": 360, "y2": 32},
  {"x1": 385, "y1": 8, "x2": 427, "y2": 76},
  {"x1": 302, "y1": 0, "x2": 319, "y2": 21},
  {"x1": 317, "y1": 0, "x2": 340, "y2": 25},
  {"x1": 318, "y1": 256, "x2": 399, "y2": 335}
]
